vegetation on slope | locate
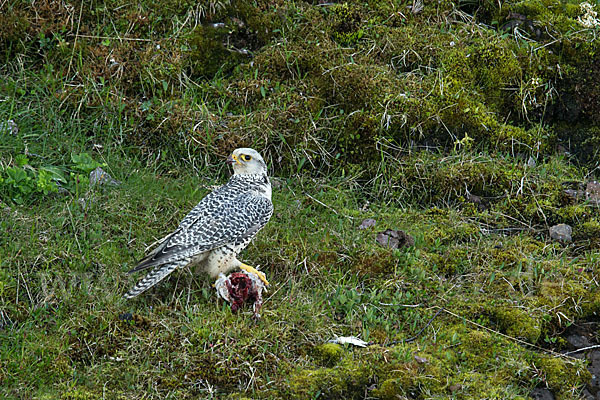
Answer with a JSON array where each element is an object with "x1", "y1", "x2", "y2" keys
[{"x1": 1, "y1": 0, "x2": 599, "y2": 399}]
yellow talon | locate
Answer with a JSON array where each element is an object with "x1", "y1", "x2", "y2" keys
[{"x1": 240, "y1": 263, "x2": 269, "y2": 286}]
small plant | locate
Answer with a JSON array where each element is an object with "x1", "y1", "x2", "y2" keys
[
  {"x1": 71, "y1": 152, "x2": 104, "y2": 174},
  {"x1": 0, "y1": 153, "x2": 105, "y2": 204},
  {"x1": 0, "y1": 155, "x2": 61, "y2": 204}
]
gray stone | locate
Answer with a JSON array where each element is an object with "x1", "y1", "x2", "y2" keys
[
  {"x1": 358, "y1": 218, "x2": 376, "y2": 230},
  {"x1": 549, "y1": 224, "x2": 572, "y2": 243},
  {"x1": 375, "y1": 229, "x2": 415, "y2": 249},
  {"x1": 587, "y1": 181, "x2": 600, "y2": 205},
  {"x1": 565, "y1": 333, "x2": 593, "y2": 349},
  {"x1": 531, "y1": 388, "x2": 555, "y2": 400}
]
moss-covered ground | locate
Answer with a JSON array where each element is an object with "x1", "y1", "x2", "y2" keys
[{"x1": 1, "y1": 0, "x2": 600, "y2": 398}]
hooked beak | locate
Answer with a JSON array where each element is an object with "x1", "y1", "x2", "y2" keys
[{"x1": 226, "y1": 154, "x2": 241, "y2": 165}]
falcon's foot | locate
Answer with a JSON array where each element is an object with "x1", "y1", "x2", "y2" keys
[{"x1": 239, "y1": 263, "x2": 269, "y2": 286}]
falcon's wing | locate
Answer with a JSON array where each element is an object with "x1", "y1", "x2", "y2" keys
[{"x1": 129, "y1": 193, "x2": 273, "y2": 273}]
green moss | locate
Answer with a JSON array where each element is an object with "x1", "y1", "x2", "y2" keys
[
  {"x1": 530, "y1": 280, "x2": 600, "y2": 335},
  {"x1": 577, "y1": 219, "x2": 600, "y2": 241},
  {"x1": 470, "y1": 41, "x2": 522, "y2": 90},
  {"x1": 61, "y1": 388, "x2": 102, "y2": 400},
  {"x1": 536, "y1": 356, "x2": 590, "y2": 400},
  {"x1": 337, "y1": 112, "x2": 380, "y2": 162},
  {"x1": 288, "y1": 360, "x2": 373, "y2": 399},
  {"x1": 392, "y1": 152, "x2": 531, "y2": 206},
  {"x1": 446, "y1": 326, "x2": 501, "y2": 365},
  {"x1": 487, "y1": 238, "x2": 545, "y2": 269},
  {"x1": 330, "y1": 2, "x2": 364, "y2": 45},
  {"x1": 352, "y1": 249, "x2": 397, "y2": 275},
  {"x1": 489, "y1": 247, "x2": 526, "y2": 268},
  {"x1": 581, "y1": 291, "x2": 600, "y2": 317},
  {"x1": 435, "y1": 247, "x2": 464, "y2": 275},
  {"x1": 3, "y1": 0, "x2": 599, "y2": 171},
  {"x1": 492, "y1": 307, "x2": 542, "y2": 343},
  {"x1": 236, "y1": 0, "x2": 283, "y2": 44},
  {"x1": 313, "y1": 343, "x2": 344, "y2": 367},
  {"x1": 372, "y1": 378, "x2": 411, "y2": 400},
  {"x1": 186, "y1": 25, "x2": 238, "y2": 79}
]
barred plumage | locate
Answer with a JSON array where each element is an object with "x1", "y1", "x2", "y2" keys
[{"x1": 124, "y1": 148, "x2": 273, "y2": 299}]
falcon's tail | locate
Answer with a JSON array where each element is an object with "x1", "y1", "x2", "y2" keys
[{"x1": 123, "y1": 260, "x2": 186, "y2": 299}]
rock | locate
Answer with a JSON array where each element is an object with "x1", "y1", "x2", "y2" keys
[
  {"x1": 564, "y1": 188, "x2": 585, "y2": 200},
  {"x1": 587, "y1": 350, "x2": 600, "y2": 397},
  {"x1": 376, "y1": 229, "x2": 415, "y2": 249},
  {"x1": 565, "y1": 333, "x2": 593, "y2": 349},
  {"x1": 549, "y1": 224, "x2": 572, "y2": 243},
  {"x1": 531, "y1": 387, "x2": 555, "y2": 400},
  {"x1": 587, "y1": 181, "x2": 600, "y2": 205},
  {"x1": 580, "y1": 389, "x2": 596, "y2": 399},
  {"x1": 466, "y1": 193, "x2": 488, "y2": 210},
  {"x1": 449, "y1": 384, "x2": 463, "y2": 392},
  {"x1": 89, "y1": 167, "x2": 121, "y2": 187},
  {"x1": 563, "y1": 181, "x2": 600, "y2": 205},
  {"x1": 414, "y1": 355, "x2": 428, "y2": 364},
  {"x1": 358, "y1": 218, "x2": 376, "y2": 230}
]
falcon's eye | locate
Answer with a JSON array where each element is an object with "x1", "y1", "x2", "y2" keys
[{"x1": 241, "y1": 154, "x2": 252, "y2": 162}]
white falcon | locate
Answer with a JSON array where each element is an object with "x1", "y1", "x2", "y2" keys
[{"x1": 124, "y1": 148, "x2": 273, "y2": 299}]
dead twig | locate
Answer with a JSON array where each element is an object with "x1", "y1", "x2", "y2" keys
[
  {"x1": 66, "y1": 0, "x2": 84, "y2": 79},
  {"x1": 441, "y1": 307, "x2": 579, "y2": 361},
  {"x1": 264, "y1": 276, "x2": 293, "y2": 305},
  {"x1": 563, "y1": 344, "x2": 600, "y2": 356},
  {"x1": 378, "y1": 302, "x2": 421, "y2": 308},
  {"x1": 75, "y1": 34, "x2": 153, "y2": 42},
  {"x1": 387, "y1": 307, "x2": 444, "y2": 345},
  {"x1": 305, "y1": 193, "x2": 355, "y2": 220}
]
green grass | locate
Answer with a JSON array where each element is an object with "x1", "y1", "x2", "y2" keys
[
  {"x1": 1, "y1": 156, "x2": 598, "y2": 398},
  {"x1": 1, "y1": 0, "x2": 600, "y2": 398}
]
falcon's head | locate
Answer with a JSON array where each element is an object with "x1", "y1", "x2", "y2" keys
[{"x1": 227, "y1": 148, "x2": 268, "y2": 175}]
